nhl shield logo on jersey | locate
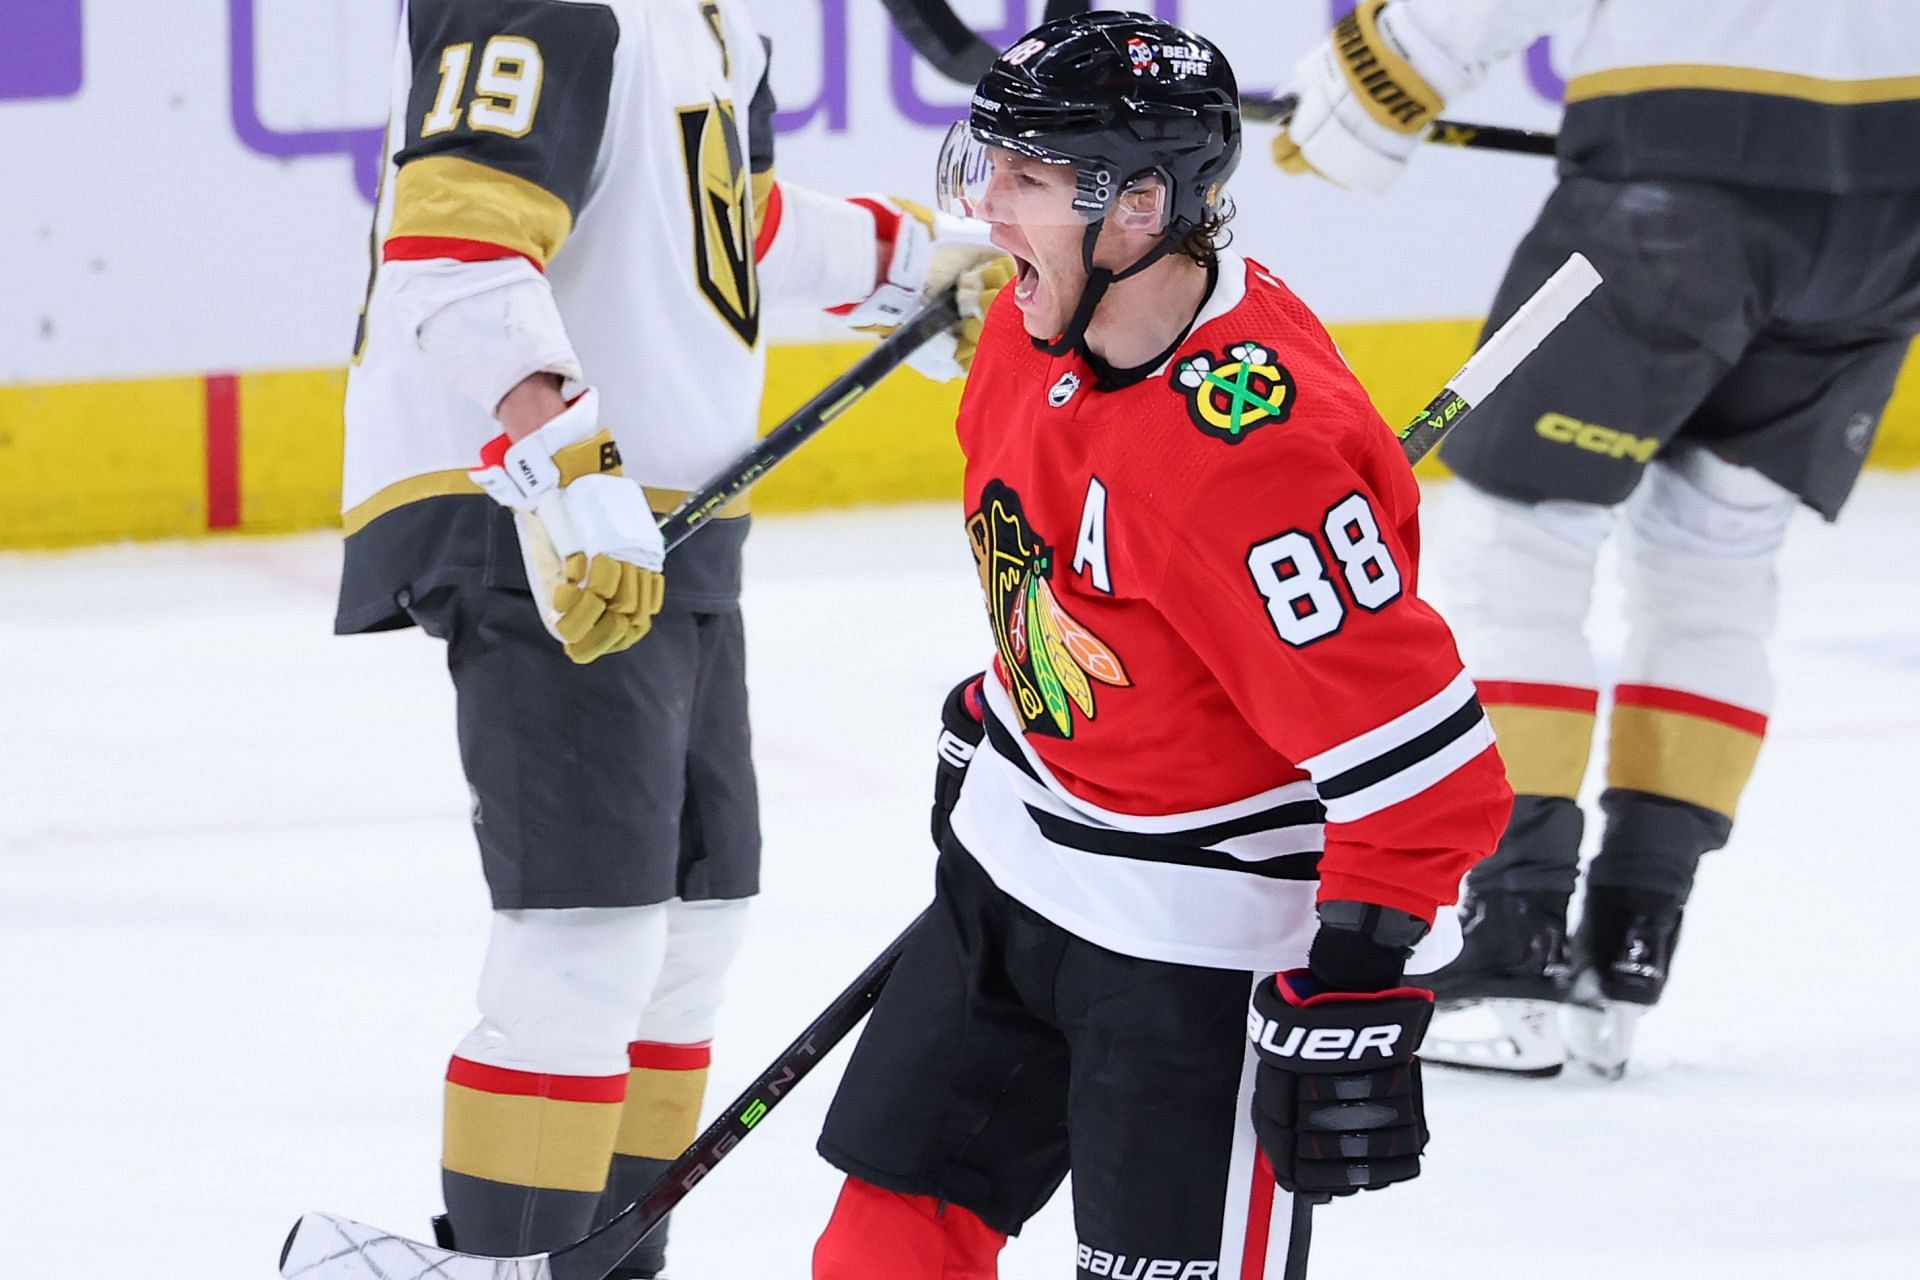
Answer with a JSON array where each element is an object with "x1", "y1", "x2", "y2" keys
[
  {"x1": 967, "y1": 480, "x2": 1130, "y2": 739},
  {"x1": 1172, "y1": 342, "x2": 1295, "y2": 444},
  {"x1": 1048, "y1": 370, "x2": 1082, "y2": 407}
]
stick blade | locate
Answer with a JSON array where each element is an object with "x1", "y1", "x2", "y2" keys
[{"x1": 279, "y1": 1212, "x2": 553, "y2": 1280}]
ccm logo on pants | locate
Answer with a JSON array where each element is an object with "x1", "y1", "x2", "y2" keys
[
  {"x1": 1248, "y1": 1011, "x2": 1403, "y2": 1061},
  {"x1": 1535, "y1": 412, "x2": 1659, "y2": 461}
]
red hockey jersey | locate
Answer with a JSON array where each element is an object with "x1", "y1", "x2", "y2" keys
[{"x1": 944, "y1": 252, "x2": 1512, "y2": 972}]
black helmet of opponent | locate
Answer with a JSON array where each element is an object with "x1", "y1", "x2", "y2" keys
[{"x1": 958, "y1": 11, "x2": 1241, "y2": 363}]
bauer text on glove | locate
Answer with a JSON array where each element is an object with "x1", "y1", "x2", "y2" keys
[{"x1": 1247, "y1": 968, "x2": 1433, "y2": 1194}]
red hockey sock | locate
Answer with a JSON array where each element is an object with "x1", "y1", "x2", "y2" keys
[{"x1": 812, "y1": 1177, "x2": 1007, "y2": 1280}]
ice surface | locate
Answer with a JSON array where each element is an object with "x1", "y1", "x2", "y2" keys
[{"x1": 4, "y1": 479, "x2": 1918, "y2": 1277}]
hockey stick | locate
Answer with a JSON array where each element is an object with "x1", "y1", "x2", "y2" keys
[
  {"x1": 1286, "y1": 249, "x2": 1603, "y2": 1277},
  {"x1": 658, "y1": 289, "x2": 962, "y2": 551},
  {"x1": 279, "y1": 912, "x2": 927, "y2": 1280},
  {"x1": 1242, "y1": 92, "x2": 1558, "y2": 157},
  {"x1": 877, "y1": 0, "x2": 1554, "y2": 156},
  {"x1": 1397, "y1": 251, "x2": 1600, "y2": 465},
  {"x1": 879, "y1": 0, "x2": 1092, "y2": 85}
]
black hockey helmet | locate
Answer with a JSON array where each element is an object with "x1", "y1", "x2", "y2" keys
[{"x1": 937, "y1": 11, "x2": 1241, "y2": 364}]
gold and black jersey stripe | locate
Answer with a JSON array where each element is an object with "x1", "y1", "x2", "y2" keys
[
  {"x1": 1559, "y1": 66, "x2": 1920, "y2": 194},
  {"x1": 392, "y1": 0, "x2": 620, "y2": 266}
]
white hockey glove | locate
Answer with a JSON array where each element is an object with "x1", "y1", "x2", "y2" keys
[
  {"x1": 833, "y1": 195, "x2": 1010, "y2": 381},
  {"x1": 905, "y1": 255, "x2": 1017, "y2": 383},
  {"x1": 1273, "y1": 0, "x2": 1477, "y2": 193},
  {"x1": 837, "y1": 196, "x2": 1005, "y2": 320},
  {"x1": 469, "y1": 388, "x2": 666, "y2": 665}
]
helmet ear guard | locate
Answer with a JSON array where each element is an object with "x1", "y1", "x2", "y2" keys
[{"x1": 1109, "y1": 175, "x2": 1171, "y2": 234}]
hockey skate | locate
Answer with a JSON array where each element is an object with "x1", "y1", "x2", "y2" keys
[
  {"x1": 1420, "y1": 891, "x2": 1572, "y2": 1077},
  {"x1": 430, "y1": 1215, "x2": 674, "y2": 1278},
  {"x1": 1562, "y1": 887, "x2": 1684, "y2": 1080}
]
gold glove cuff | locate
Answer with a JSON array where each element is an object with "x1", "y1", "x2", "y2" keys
[
  {"x1": 1335, "y1": 0, "x2": 1445, "y2": 136},
  {"x1": 554, "y1": 427, "x2": 624, "y2": 485}
]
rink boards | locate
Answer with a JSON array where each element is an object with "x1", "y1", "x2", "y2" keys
[{"x1": 3, "y1": 323, "x2": 1915, "y2": 548}]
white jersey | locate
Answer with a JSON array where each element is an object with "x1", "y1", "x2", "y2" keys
[
  {"x1": 342, "y1": 0, "x2": 878, "y2": 551},
  {"x1": 1402, "y1": 0, "x2": 1920, "y2": 190}
]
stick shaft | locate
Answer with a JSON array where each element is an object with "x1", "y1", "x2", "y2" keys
[
  {"x1": 1284, "y1": 1192, "x2": 1328, "y2": 1280},
  {"x1": 549, "y1": 914, "x2": 925, "y2": 1280},
  {"x1": 658, "y1": 292, "x2": 961, "y2": 552},
  {"x1": 1397, "y1": 252, "x2": 1601, "y2": 465},
  {"x1": 1241, "y1": 92, "x2": 1557, "y2": 157},
  {"x1": 1287, "y1": 262, "x2": 1599, "y2": 1274}
]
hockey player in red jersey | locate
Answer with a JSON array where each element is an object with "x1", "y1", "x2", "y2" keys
[{"x1": 810, "y1": 14, "x2": 1513, "y2": 1278}]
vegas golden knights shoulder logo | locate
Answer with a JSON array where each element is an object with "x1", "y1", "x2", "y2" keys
[
  {"x1": 699, "y1": 0, "x2": 731, "y2": 76},
  {"x1": 677, "y1": 97, "x2": 760, "y2": 347}
]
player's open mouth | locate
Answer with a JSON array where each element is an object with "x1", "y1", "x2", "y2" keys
[{"x1": 1010, "y1": 253, "x2": 1040, "y2": 305}]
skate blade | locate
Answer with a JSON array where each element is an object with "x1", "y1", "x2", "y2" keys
[
  {"x1": 1421, "y1": 999, "x2": 1567, "y2": 1077},
  {"x1": 280, "y1": 1211, "x2": 550, "y2": 1279},
  {"x1": 1562, "y1": 984, "x2": 1644, "y2": 1081}
]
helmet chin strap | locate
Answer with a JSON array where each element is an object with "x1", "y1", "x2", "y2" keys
[
  {"x1": 1033, "y1": 216, "x2": 1187, "y2": 361},
  {"x1": 1083, "y1": 252, "x2": 1219, "y2": 392}
]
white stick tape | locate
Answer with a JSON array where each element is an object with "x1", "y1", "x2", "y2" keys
[{"x1": 1448, "y1": 252, "x2": 1602, "y2": 408}]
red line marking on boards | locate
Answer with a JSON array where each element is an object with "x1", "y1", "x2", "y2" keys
[{"x1": 204, "y1": 374, "x2": 241, "y2": 530}]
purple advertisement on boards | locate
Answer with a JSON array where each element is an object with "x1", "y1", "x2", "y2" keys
[{"x1": 0, "y1": 0, "x2": 85, "y2": 101}]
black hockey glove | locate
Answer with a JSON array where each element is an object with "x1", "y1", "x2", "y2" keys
[
  {"x1": 1248, "y1": 901, "x2": 1434, "y2": 1195},
  {"x1": 930, "y1": 674, "x2": 985, "y2": 846}
]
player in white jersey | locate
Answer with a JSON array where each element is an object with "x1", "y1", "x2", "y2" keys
[
  {"x1": 1275, "y1": 0, "x2": 1920, "y2": 1076},
  {"x1": 335, "y1": 1, "x2": 990, "y2": 1269}
]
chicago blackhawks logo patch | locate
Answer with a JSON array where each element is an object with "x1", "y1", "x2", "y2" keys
[
  {"x1": 967, "y1": 480, "x2": 1130, "y2": 739},
  {"x1": 1172, "y1": 342, "x2": 1294, "y2": 443}
]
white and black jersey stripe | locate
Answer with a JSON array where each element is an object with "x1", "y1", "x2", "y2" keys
[
  {"x1": 952, "y1": 679, "x2": 1469, "y2": 972},
  {"x1": 949, "y1": 677, "x2": 1475, "y2": 972},
  {"x1": 1299, "y1": 672, "x2": 1495, "y2": 824},
  {"x1": 984, "y1": 712, "x2": 1325, "y2": 882}
]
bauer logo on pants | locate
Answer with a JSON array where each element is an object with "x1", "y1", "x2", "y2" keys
[
  {"x1": 1077, "y1": 1245, "x2": 1217, "y2": 1279},
  {"x1": 1172, "y1": 342, "x2": 1293, "y2": 443}
]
